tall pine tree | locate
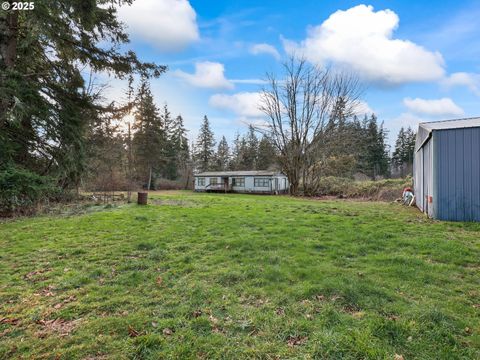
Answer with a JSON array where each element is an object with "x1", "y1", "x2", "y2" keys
[
  {"x1": 194, "y1": 116, "x2": 215, "y2": 172},
  {"x1": 257, "y1": 135, "x2": 277, "y2": 170},
  {"x1": 132, "y1": 79, "x2": 166, "y2": 189},
  {"x1": 392, "y1": 127, "x2": 416, "y2": 177},
  {"x1": 214, "y1": 136, "x2": 230, "y2": 171}
]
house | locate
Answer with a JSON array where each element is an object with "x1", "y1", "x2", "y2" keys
[
  {"x1": 194, "y1": 171, "x2": 289, "y2": 194},
  {"x1": 414, "y1": 117, "x2": 480, "y2": 221}
]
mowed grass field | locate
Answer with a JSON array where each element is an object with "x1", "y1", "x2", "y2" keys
[{"x1": 1, "y1": 192, "x2": 479, "y2": 359}]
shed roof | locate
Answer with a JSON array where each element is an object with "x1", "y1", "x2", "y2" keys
[
  {"x1": 195, "y1": 170, "x2": 284, "y2": 177},
  {"x1": 415, "y1": 117, "x2": 480, "y2": 151}
]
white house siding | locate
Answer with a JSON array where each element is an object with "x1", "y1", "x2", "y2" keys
[{"x1": 194, "y1": 173, "x2": 289, "y2": 194}]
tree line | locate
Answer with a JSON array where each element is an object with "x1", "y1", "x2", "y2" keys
[{"x1": 0, "y1": 2, "x2": 416, "y2": 214}]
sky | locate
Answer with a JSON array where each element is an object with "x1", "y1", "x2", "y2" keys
[{"x1": 102, "y1": 0, "x2": 480, "y2": 146}]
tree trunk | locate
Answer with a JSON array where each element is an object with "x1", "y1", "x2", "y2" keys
[
  {"x1": 0, "y1": 6, "x2": 18, "y2": 126},
  {"x1": 147, "y1": 166, "x2": 152, "y2": 190}
]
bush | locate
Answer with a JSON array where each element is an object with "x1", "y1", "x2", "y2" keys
[
  {"x1": 314, "y1": 176, "x2": 412, "y2": 201},
  {"x1": 0, "y1": 166, "x2": 60, "y2": 216},
  {"x1": 155, "y1": 178, "x2": 192, "y2": 190}
]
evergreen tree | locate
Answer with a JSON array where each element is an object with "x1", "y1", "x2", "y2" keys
[
  {"x1": 0, "y1": 0, "x2": 165, "y2": 194},
  {"x1": 359, "y1": 115, "x2": 388, "y2": 178},
  {"x1": 228, "y1": 132, "x2": 242, "y2": 170},
  {"x1": 132, "y1": 79, "x2": 166, "y2": 189},
  {"x1": 244, "y1": 125, "x2": 259, "y2": 169},
  {"x1": 392, "y1": 127, "x2": 416, "y2": 177},
  {"x1": 161, "y1": 104, "x2": 178, "y2": 180},
  {"x1": 257, "y1": 135, "x2": 277, "y2": 170},
  {"x1": 214, "y1": 136, "x2": 230, "y2": 171},
  {"x1": 194, "y1": 116, "x2": 215, "y2": 172},
  {"x1": 170, "y1": 115, "x2": 191, "y2": 185}
]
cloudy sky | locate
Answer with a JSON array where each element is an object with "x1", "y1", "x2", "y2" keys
[{"x1": 107, "y1": 0, "x2": 480, "y2": 145}]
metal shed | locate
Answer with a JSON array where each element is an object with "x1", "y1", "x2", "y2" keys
[{"x1": 414, "y1": 117, "x2": 480, "y2": 221}]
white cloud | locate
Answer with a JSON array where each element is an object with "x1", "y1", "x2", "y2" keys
[
  {"x1": 175, "y1": 62, "x2": 234, "y2": 89},
  {"x1": 117, "y1": 0, "x2": 199, "y2": 51},
  {"x1": 386, "y1": 112, "x2": 424, "y2": 146},
  {"x1": 403, "y1": 97, "x2": 464, "y2": 117},
  {"x1": 231, "y1": 79, "x2": 267, "y2": 85},
  {"x1": 283, "y1": 5, "x2": 445, "y2": 84},
  {"x1": 250, "y1": 43, "x2": 281, "y2": 60},
  {"x1": 209, "y1": 92, "x2": 264, "y2": 117},
  {"x1": 355, "y1": 100, "x2": 375, "y2": 116},
  {"x1": 441, "y1": 72, "x2": 480, "y2": 96}
]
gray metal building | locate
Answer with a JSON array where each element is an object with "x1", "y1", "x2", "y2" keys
[{"x1": 414, "y1": 117, "x2": 480, "y2": 221}]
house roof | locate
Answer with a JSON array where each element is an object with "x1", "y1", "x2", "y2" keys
[
  {"x1": 195, "y1": 170, "x2": 285, "y2": 177},
  {"x1": 416, "y1": 117, "x2": 480, "y2": 151}
]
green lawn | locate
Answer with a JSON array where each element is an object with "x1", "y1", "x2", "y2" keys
[{"x1": 1, "y1": 192, "x2": 479, "y2": 359}]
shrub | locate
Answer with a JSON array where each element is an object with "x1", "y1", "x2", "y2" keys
[
  {"x1": 313, "y1": 176, "x2": 412, "y2": 201},
  {"x1": 0, "y1": 166, "x2": 60, "y2": 216},
  {"x1": 155, "y1": 178, "x2": 192, "y2": 190}
]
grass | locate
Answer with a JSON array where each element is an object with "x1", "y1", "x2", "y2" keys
[{"x1": 1, "y1": 191, "x2": 479, "y2": 359}]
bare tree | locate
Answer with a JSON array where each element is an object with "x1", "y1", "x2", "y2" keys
[{"x1": 258, "y1": 57, "x2": 363, "y2": 195}]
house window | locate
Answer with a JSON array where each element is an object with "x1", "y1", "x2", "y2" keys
[
  {"x1": 197, "y1": 177, "x2": 205, "y2": 186},
  {"x1": 210, "y1": 177, "x2": 218, "y2": 185},
  {"x1": 232, "y1": 177, "x2": 245, "y2": 187},
  {"x1": 254, "y1": 178, "x2": 270, "y2": 187}
]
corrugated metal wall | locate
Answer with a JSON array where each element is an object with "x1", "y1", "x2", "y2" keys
[
  {"x1": 435, "y1": 128, "x2": 480, "y2": 221},
  {"x1": 414, "y1": 138, "x2": 433, "y2": 216},
  {"x1": 414, "y1": 146, "x2": 424, "y2": 212}
]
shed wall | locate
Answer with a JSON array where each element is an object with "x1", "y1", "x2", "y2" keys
[
  {"x1": 435, "y1": 128, "x2": 480, "y2": 221},
  {"x1": 414, "y1": 138, "x2": 434, "y2": 216}
]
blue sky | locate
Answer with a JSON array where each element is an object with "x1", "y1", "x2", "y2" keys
[{"x1": 108, "y1": 0, "x2": 480, "y2": 145}]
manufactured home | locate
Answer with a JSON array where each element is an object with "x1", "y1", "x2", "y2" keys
[
  {"x1": 194, "y1": 171, "x2": 289, "y2": 194},
  {"x1": 414, "y1": 117, "x2": 480, "y2": 221}
]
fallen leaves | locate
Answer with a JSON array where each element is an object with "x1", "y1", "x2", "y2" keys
[
  {"x1": 287, "y1": 335, "x2": 308, "y2": 347},
  {"x1": 275, "y1": 308, "x2": 285, "y2": 316},
  {"x1": 192, "y1": 309, "x2": 202, "y2": 318},
  {"x1": 36, "y1": 318, "x2": 81, "y2": 338},
  {"x1": 156, "y1": 276, "x2": 163, "y2": 286},
  {"x1": 34, "y1": 285, "x2": 55, "y2": 297},
  {"x1": 394, "y1": 354, "x2": 404, "y2": 360},
  {"x1": 53, "y1": 295, "x2": 77, "y2": 310},
  {"x1": 128, "y1": 326, "x2": 140, "y2": 337},
  {"x1": 162, "y1": 328, "x2": 173, "y2": 336},
  {"x1": 0, "y1": 318, "x2": 20, "y2": 326},
  {"x1": 24, "y1": 268, "x2": 51, "y2": 282}
]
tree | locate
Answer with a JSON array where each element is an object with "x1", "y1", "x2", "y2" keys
[
  {"x1": 161, "y1": 104, "x2": 178, "y2": 180},
  {"x1": 169, "y1": 114, "x2": 191, "y2": 185},
  {"x1": 259, "y1": 57, "x2": 363, "y2": 194},
  {"x1": 194, "y1": 116, "x2": 215, "y2": 172},
  {"x1": 360, "y1": 114, "x2": 390, "y2": 179},
  {"x1": 0, "y1": 0, "x2": 165, "y2": 205},
  {"x1": 241, "y1": 125, "x2": 259, "y2": 169},
  {"x1": 257, "y1": 135, "x2": 277, "y2": 170},
  {"x1": 392, "y1": 127, "x2": 416, "y2": 177},
  {"x1": 84, "y1": 113, "x2": 126, "y2": 192},
  {"x1": 132, "y1": 79, "x2": 166, "y2": 189},
  {"x1": 214, "y1": 136, "x2": 230, "y2": 171}
]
